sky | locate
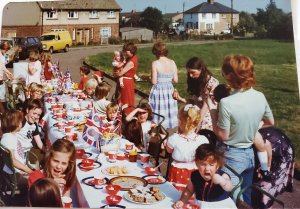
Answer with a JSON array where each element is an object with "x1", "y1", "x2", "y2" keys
[{"x1": 115, "y1": 0, "x2": 292, "y2": 14}]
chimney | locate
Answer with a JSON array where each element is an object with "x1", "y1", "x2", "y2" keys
[{"x1": 207, "y1": 0, "x2": 214, "y2": 4}]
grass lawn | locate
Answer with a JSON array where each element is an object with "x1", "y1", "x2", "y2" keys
[{"x1": 86, "y1": 39, "x2": 300, "y2": 165}]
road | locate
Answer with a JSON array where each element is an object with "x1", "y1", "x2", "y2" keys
[{"x1": 53, "y1": 42, "x2": 300, "y2": 209}]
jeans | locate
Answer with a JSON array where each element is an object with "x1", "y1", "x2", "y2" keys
[{"x1": 221, "y1": 145, "x2": 255, "y2": 206}]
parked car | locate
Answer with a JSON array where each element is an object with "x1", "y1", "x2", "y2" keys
[
  {"x1": 14, "y1": 36, "x2": 43, "y2": 60},
  {"x1": 41, "y1": 31, "x2": 72, "y2": 54},
  {"x1": 0, "y1": 38, "x2": 21, "y2": 68}
]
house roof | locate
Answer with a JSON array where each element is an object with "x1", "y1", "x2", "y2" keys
[
  {"x1": 185, "y1": 2, "x2": 239, "y2": 14},
  {"x1": 121, "y1": 11, "x2": 142, "y2": 18},
  {"x1": 163, "y1": 13, "x2": 182, "y2": 18},
  {"x1": 38, "y1": 0, "x2": 121, "y2": 10}
]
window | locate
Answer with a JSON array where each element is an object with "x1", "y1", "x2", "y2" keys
[
  {"x1": 233, "y1": 14, "x2": 238, "y2": 19},
  {"x1": 206, "y1": 23, "x2": 213, "y2": 29},
  {"x1": 107, "y1": 11, "x2": 115, "y2": 18},
  {"x1": 47, "y1": 10, "x2": 57, "y2": 19},
  {"x1": 89, "y1": 10, "x2": 98, "y2": 19},
  {"x1": 194, "y1": 22, "x2": 198, "y2": 29},
  {"x1": 202, "y1": 13, "x2": 206, "y2": 19},
  {"x1": 100, "y1": 27, "x2": 111, "y2": 38},
  {"x1": 212, "y1": 13, "x2": 216, "y2": 18},
  {"x1": 68, "y1": 11, "x2": 78, "y2": 19},
  {"x1": 221, "y1": 13, "x2": 227, "y2": 19}
]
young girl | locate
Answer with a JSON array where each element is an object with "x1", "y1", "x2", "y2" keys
[
  {"x1": 16, "y1": 99, "x2": 44, "y2": 152},
  {"x1": 149, "y1": 41, "x2": 178, "y2": 129},
  {"x1": 123, "y1": 119, "x2": 144, "y2": 152},
  {"x1": 103, "y1": 102, "x2": 122, "y2": 135},
  {"x1": 28, "y1": 138, "x2": 76, "y2": 197},
  {"x1": 40, "y1": 52, "x2": 53, "y2": 81},
  {"x1": 93, "y1": 82, "x2": 111, "y2": 116},
  {"x1": 166, "y1": 104, "x2": 209, "y2": 191},
  {"x1": 27, "y1": 50, "x2": 42, "y2": 85},
  {"x1": 79, "y1": 65, "x2": 91, "y2": 90},
  {"x1": 28, "y1": 178, "x2": 63, "y2": 207},
  {"x1": 173, "y1": 144, "x2": 235, "y2": 209},
  {"x1": 1, "y1": 110, "x2": 33, "y2": 175},
  {"x1": 125, "y1": 102, "x2": 156, "y2": 150}
]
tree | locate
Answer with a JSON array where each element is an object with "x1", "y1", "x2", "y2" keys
[
  {"x1": 237, "y1": 12, "x2": 257, "y2": 33},
  {"x1": 140, "y1": 7, "x2": 163, "y2": 37}
]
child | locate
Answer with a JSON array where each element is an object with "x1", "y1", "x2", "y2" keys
[
  {"x1": 125, "y1": 102, "x2": 156, "y2": 150},
  {"x1": 40, "y1": 52, "x2": 53, "y2": 81},
  {"x1": 173, "y1": 143, "x2": 235, "y2": 209},
  {"x1": 213, "y1": 84, "x2": 272, "y2": 179},
  {"x1": 16, "y1": 99, "x2": 44, "y2": 152},
  {"x1": 93, "y1": 82, "x2": 111, "y2": 116},
  {"x1": 79, "y1": 65, "x2": 91, "y2": 90},
  {"x1": 28, "y1": 83, "x2": 44, "y2": 100},
  {"x1": 123, "y1": 119, "x2": 144, "y2": 152},
  {"x1": 104, "y1": 102, "x2": 122, "y2": 135},
  {"x1": 0, "y1": 109, "x2": 33, "y2": 175},
  {"x1": 28, "y1": 178, "x2": 63, "y2": 207},
  {"x1": 112, "y1": 50, "x2": 126, "y2": 88},
  {"x1": 27, "y1": 50, "x2": 42, "y2": 85},
  {"x1": 83, "y1": 78, "x2": 98, "y2": 99},
  {"x1": 28, "y1": 138, "x2": 76, "y2": 198},
  {"x1": 166, "y1": 104, "x2": 209, "y2": 191}
]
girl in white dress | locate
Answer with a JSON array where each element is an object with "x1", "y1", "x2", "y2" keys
[{"x1": 166, "y1": 104, "x2": 209, "y2": 191}]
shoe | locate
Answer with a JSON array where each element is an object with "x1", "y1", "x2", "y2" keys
[{"x1": 260, "y1": 170, "x2": 272, "y2": 181}]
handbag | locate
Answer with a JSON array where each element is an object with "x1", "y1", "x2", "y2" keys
[{"x1": 147, "y1": 125, "x2": 168, "y2": 158}]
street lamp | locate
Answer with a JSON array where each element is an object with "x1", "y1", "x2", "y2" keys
[{"x1": 231, "y1": 0, "x2": 233, "y2": 34}]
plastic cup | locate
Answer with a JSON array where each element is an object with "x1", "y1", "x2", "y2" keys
[
  {"x1": 108, "y1": 151, "x2": 117, "y2": 161},
  {"x1": 94, "y1": 174, "x2": 105, "y2": 189},
  {"x1": 139, "y1": 153, "x2": 150, "y2": 164},
  {"x1": 65, "y1": 126, "x2": 73, "y2": 133},
  {"x1": 62, "y1": 196, "x2": 72, "y2": 208}
]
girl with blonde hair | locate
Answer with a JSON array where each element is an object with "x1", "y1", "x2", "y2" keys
[{"x1": 166, "y1": 104, "x2": 209, "y2": 191}]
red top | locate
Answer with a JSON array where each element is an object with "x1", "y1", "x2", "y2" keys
[
  {"x1": 79, "y1": 76, "x2": 89, "y2": 90},
  {"x1": 123, "y1": 55, "x2": 138, "y2": 78},
  {"x1": 28, "y1": 169, "x2": 45, "y2": 188},
  {"x1": 44, "y1": 61, "x2": 52, "y2": 80}
]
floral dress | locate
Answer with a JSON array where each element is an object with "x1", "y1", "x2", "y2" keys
[
  {"x1": 167, "y1": 133, "x2": 209, "y2": 190},
  {"x1": 198, "y1": 76, "x2": 219, "y2": 130},
  {"x1": 253, "y1": 127, "x2": 294, "y2": 209}
]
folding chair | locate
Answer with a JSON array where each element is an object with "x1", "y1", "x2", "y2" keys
[{"x1": 237, "y1": 184, "x2": 284, "y2": 209}]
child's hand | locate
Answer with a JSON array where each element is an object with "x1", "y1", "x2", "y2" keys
[
  {"x1": 120, "y1": 81, "x2": 124, "y2": 88},
  {"x1": 212, "y1": 173, "x2": 226, "y2": 186},
  {"x1": 173, "y1": 200, "x2": 184, "y2": 209}
]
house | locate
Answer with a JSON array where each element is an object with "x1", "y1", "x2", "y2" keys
[
  {"x1": 163, "y1": 12, "x2": 183, "y2": 29},
  {"x1": 120, "y1": 11, "x2": 143, "y2": 27},
  {"x1": 120, "y1": 27, "x2": 153, "y2": 42},
  {"x1": 1, "y1": 0, "x2": 121, "y2": 45},
  {"x1": 183, "y1": 0, "x2": 239, "y2": 34}
]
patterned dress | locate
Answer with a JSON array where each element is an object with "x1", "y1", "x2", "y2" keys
[
  {"x1": 253, "y1": 127, "x2": 294, "y2": 209},
  {"x1": 198, "y1": 76, "x2": 219, "y2": 130},
  {"x1": 149, "y1": 66, "x2": 178, "y2": 129}
]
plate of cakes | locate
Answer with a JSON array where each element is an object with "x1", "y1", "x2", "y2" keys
[{"x1": 124, "y1": 186, "x2": 165, "y2": 205}]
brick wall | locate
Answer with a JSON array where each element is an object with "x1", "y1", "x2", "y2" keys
[{"x1": 2, "y1": 25, "x2": 42, "y2": 37}]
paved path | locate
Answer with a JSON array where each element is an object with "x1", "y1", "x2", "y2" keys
[{"x1": 52, "y1": 42, "x2": 300, "y2": 209}]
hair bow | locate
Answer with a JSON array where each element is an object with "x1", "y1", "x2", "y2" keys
[{"x1": 184, "y1": 104, "x2": 200, "y2": 112}]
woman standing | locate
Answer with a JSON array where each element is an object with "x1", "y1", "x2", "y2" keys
[
  {"x1": 208, "y1": 55, "x2": 274, "y2": 205},
  {"x1": 116, "y1": 42, "x2": 138, "y2": 114},
  {"x1": 149, "y1": 41, "x2": 178, "y2": 129},
  {"x1": 173, "y1": 57, "x2": 218, "y2": 131}
]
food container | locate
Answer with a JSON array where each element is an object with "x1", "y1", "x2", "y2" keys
[
  {"x1": 106, "y1": 185, "x2": 121, "y2": 195},
  {"x1": 106, "y1": 195, "x2": 122, "y2": 205}
]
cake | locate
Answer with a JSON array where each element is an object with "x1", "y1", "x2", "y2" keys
[{"x1": 128, "y1": 186, "x2": 163, "y2": 203}]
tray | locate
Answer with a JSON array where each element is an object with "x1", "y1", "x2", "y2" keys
[
  {"x1": 123, "y1": 191, "x2": 165, "y2": 205},
  {"x1": 109, "y1": 176, "x2": 147, "y2": 191}
]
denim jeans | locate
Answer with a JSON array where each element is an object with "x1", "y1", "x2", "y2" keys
[{"x1": 221, "y1": 145, "x2": 255, "y2": 206}]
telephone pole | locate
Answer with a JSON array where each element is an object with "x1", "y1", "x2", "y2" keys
[{"x1": 231, "y1": 0, "x2": 233, "y2": 34}]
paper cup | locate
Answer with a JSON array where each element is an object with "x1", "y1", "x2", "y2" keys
[
  {"x1": 125, "y1": 143, "x2": 133, "y2": 151},
  {"x1": 62, "y1": 196, "x2": 72, "y2": 208},
  {"x1": 94, "y1": 174, "x2": 105, "y2": 189},
  {"x1": 65, "y1": 126, "x2": 73, "y2": 133},
  {"x1": 139, "y1": 153, "x2": 150, "y2": 164},
  {"x1": 108, "y1": 151, "x2": 117, "y2": 161}
]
